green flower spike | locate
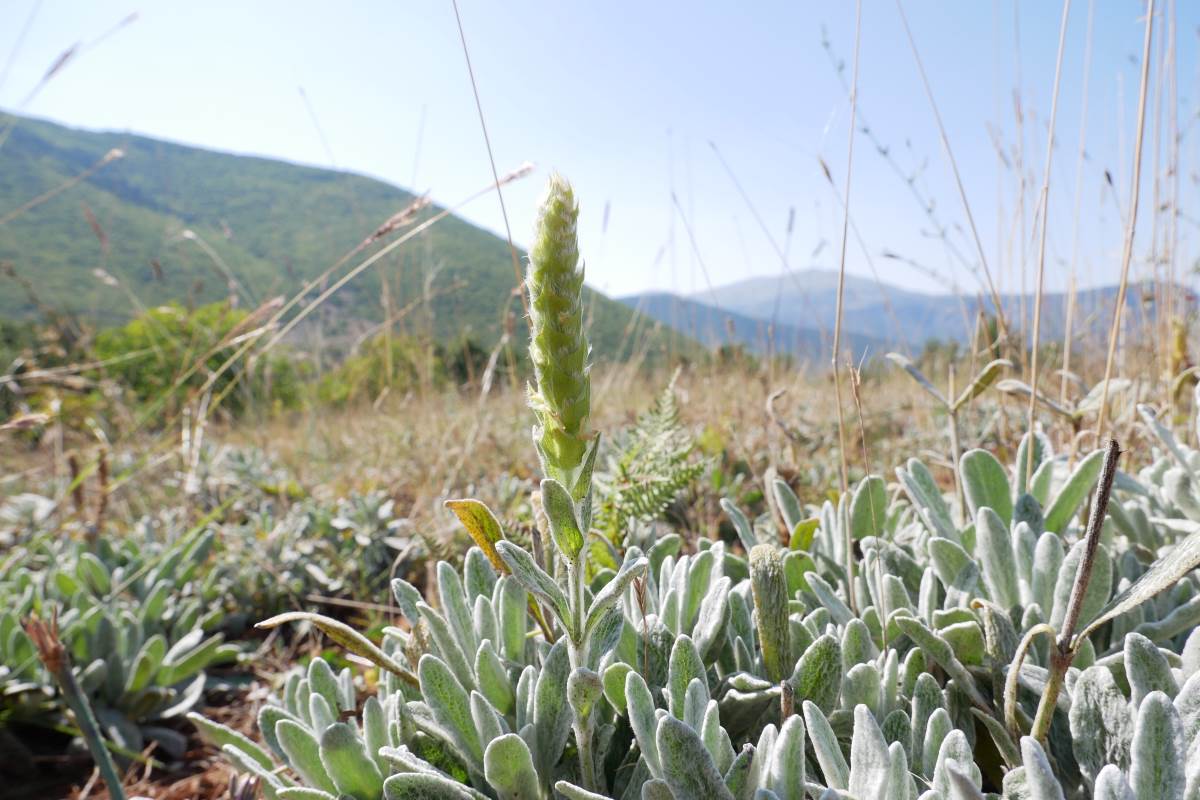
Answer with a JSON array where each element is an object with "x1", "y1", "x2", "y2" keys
[{"x1": 527, "y1": 173, "x2": 594, "y2": 498}]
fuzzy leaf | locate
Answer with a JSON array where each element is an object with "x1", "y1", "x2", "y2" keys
[
  {"x1": 844, "y1": 663, "x2": 882, "y2": 715},
  {"x1": 188, "y1": 712, "x2": 275, "y2": 771},
  {"x1": 788, "y1": 518, "x2": 819, "y2": 551},
  {"x1": 585, "y1": 555, "x2": 648, "y2": 637},
  {"x1": 319, "y1": 722, "x2": 383, "y2": 800},
  {"x1": 803, "y1": 700, "x2": 848, "y2": 791},
  {"x1": 532, "y1": 639, "x2": 572, "y2": 778},
  {"x1": 1030, "y1": 532, "x2": 1064, "y2": 615},
  {"x1": 887, "y1": 352, "x2": 948, "y2": 407},
  {"x1": 362, "y1": 697, "x2": 389, "y2": 775},
  {"x1": 850, "y1": 476, "x2": 888, "y2": 540},
  {"x1": 485, "y1": 734, "x2": 541, "y2": 800},
  {"x1": 1015, "y1": 432, "x2": 1052, "y2": 497},
  {"x1": 849, "y1": 705, "x2": 891, "y2": 798},
  {"x1": 929, "y1": 537, "x2": 979, "y2": 597},
  {"x1": 946, "y1": 764, "x2": 986, "y2": 800},
  {"x1": 277, "y1": 790, "x2": 336, "y2": 800},
  {"x1": 898, "y1": 458, "x2": 956, "y2": 541},
  {"x1": 1042, "y1": 448, "x2": 1105, "y2": 533},
  {"x1": 1070, "y1": 666, "x2": 1133, "y2": 779},
  {"x1": 418, "y1": 654, "x2": 482, "y2": 769},
  {"x1": 276, "y1": 719, "x2": 336, "y2": 795},
  {"x1": 1081, "y1": 518, "x2": 1200, "y2": 641},
  {"x1": 693, "y1": 576, "x2": 732, "y2": 661},
  {"x1": 789, "y1": 634, "x2": 842, "y2": 715},
  {"x1": 960, "y1": 449, "x2": 1013, "y2": 526},
  {"x1": 656, "y1": 714, "x2": 735, "y2": 800},
  {"x1": 765, "y1": 713, "x2": 805, "y2": 798},
  {"x1": 418, "y1": 602, "x2": 476, "y2": 691},
  {"x1": 976, "y1": 507, "x2": 1019, "y2": 609},
  {"x1": 382, "y1": 773, "x2": 485, "y2": 799},
  {"x1": 1093, "y1": 765, "x2": 1135, "y2": 800},
  {"x1": 910, "y1": 672, "x2": 944, "y2": 770},
  {"x1": 641, "y1": 779, "x2": 675, "y2": 800},
  {"x1": 257, "y1": 612, "x2": 415, "y2": 685},
  {"x1": 444, "y1": 499, "x2": 507, "y2": 572},
  {"x1": 668, "y1": 635, "x2": 706, "y2": 718},
  {"x1": 475, "y1": 639, "x2": 514, "y2": 716},
  {"x1": 895, "y1": 616, "x2": 990, "y2": 711},
  {"x1": 1130, "y1": 692, "x2": 1186, "y2": 800},
  {"x1": 626, "y1": 670, "x2": 662, "y2": 779},
  {"x1": 933, "y1": 730, "x2": 980, "y2": 797},
  {"x1": 1126, "y1": 633, "x2": 1179, "y2": 705},
  {"x1": 922, "y1": 708, "x2": 952, "y2": 778},
  {"x1": 554, "y1": 781, "x2": 610, "y2": 800},
  {"x1": 496, "y1": 576, "x2": 528, "y2": 663},
  {"x1": 722, "y1": 498, "x2": 761, "y2": 552},
  {"x1": 1049, "y1": 539, "x2": 1112, "y2": 634},
  {"x1": 773, "y1": 479, "x2": 805, "y2": 533},
  {"x1": 601, "y1": 661, "x2": 632, "y2": 715},
  {"x1": 541, "y1": 478, "x2": 585, "y2": 562},
  {"x1": 951, "y1": 359, "x2": 1011, "y2": 411},
  {"x1": 1020, "y1": 737, "x2": 1065, "y2": 800},
  {"x1": 496, "y1": 540, "x2": 571, "y2": 633}
]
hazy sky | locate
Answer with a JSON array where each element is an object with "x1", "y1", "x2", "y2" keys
[{"x1": 0, "y1": 1, "x2": 1195, "y2": 300}]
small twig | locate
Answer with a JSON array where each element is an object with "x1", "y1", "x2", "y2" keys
[
  {"x1": 1058, "y1": 440, "x2": 1122, "y2": 651},
  {"x1": 24, "y1": 613, "x2": 127, "y2": 800},
  {"x1": 304, "y1": 594, "x2": 401, "y2": 614},
  {"x1": 780, "y1": 680, "x2": 795, "y2": 721},
  {"x1": 849, "y1": 363, "x2": 887, "y2": 647},
  {"x1": 67, "y1": 453, "x2": 85, "y2": 516},
  {"x1": 1029, "y1": 438, "x2": 1121, "y2": 743},
  {"x1": 765, "y1": 388, "x2": 805, "y2": 444},
  {"x1": 92, "y1": 449, "x2": 109, "y2": 537}
]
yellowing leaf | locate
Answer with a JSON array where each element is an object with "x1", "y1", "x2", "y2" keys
[{"x1": 444, "y1": 498, "x2": 507, "y2": 572}]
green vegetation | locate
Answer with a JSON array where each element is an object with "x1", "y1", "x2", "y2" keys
[
  {"x1": 0, "y1": 112, "x2": 679, "y2": 364},
  {"x1": 4, "y1": 161, "x2": 1200, "y2": 800},
  {"x1": 168, "y1": 178, "x2": 1200, "y2": 800},
  {"x1": 93, "y1": 301, "x2": 304, "y2": 415}
]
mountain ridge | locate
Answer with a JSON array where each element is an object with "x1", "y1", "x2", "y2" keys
[
  {"x1": 0, "y1": 111, "x2": 681, "y2": 362},
  {"x1": 622, "y1": 270, "x2": 1173, "y2": 353}
]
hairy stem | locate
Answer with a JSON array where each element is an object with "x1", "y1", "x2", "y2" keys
[
  {"x1": 1004, "y1": 623, "x2": 1057, "y2": 738},
  {"x1": 573, "y1": 719, "x2": 598, "y2": 792}
]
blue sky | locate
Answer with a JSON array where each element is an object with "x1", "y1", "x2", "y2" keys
[{"x1": 0, "y1": 1, "x2": 1194, "y2": 299}]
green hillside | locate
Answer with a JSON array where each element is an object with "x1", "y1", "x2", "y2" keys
[{"x1": 0, "y1": 112, "x2": 676, "y2": 361}]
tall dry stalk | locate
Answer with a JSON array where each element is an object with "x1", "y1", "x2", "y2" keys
[
  {"x1": 1096, "y1": 0, "x2": 1157, "y2": 442},
  {"x1": 1165, "y1": 0, "x2": 1180, "y2": 396},
  {"x1": 831, "y1": 0, "x2": 862, "y2": 613},
  {"x1": 1061, "y1": 0, "x2": 1096, "y2": 405},
  {"x1": 450, "y1": 0, "x2": 530, "y2": 394},
  {"x1": 896, "y1": 0, "x2": 1009, "y2": 349},
  {"x1": 1024, "y1": 0, "x2": 1072, "y2": 487},
  {"x1": 450, "y1": 0, "x2": 528, "y2": 323}
]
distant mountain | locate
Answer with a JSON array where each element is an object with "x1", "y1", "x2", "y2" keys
[
  {"x1": 621, "y1": 269, "x2": 1177, "y2": 354},
  {"x1": 620, "y1": 291, "x2": 889, "y2": 366},
  {"x1": 0, "y1": 111, "x2": 679, "y2": 361}
]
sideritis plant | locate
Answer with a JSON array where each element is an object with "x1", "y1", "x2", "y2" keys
[
  {"x1": 202, "y1": 175, "x2": 1200, "y2": 800},
  {"x1": 526, "y1": 173, "x2": 596, "y2": 499}
]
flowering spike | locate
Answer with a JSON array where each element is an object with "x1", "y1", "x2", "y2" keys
[{"x1": 527, "y1": 174, "x2": 591, "y2": 488}]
